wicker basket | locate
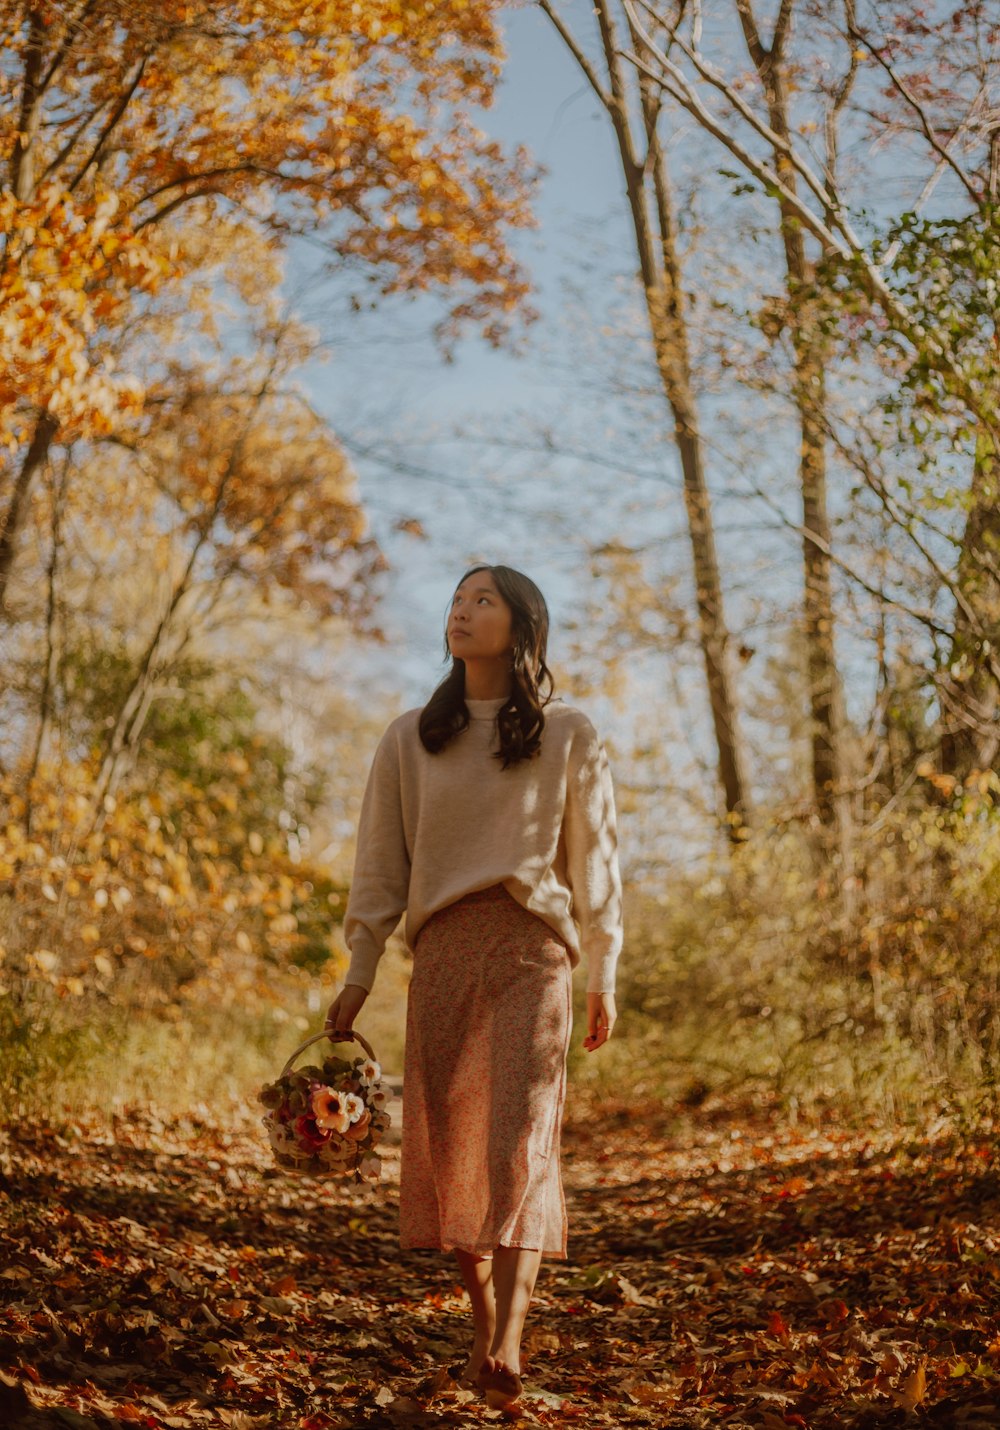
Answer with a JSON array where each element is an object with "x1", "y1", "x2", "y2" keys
[{"x1": 259, "y1": 1028, "x2": 390, "y2": 1181}]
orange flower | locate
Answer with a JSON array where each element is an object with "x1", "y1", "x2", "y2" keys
[
  {"x1": 311, "y1": 1087, "x2": 351, "y2": 1134},
  {"x1": 344, "y1": 1110, "x2": 371, "y2": 1142}
]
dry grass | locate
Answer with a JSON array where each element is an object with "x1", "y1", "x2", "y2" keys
[{"x1": 5, "y1": 809, "x2": 1000, "y2": 1137}]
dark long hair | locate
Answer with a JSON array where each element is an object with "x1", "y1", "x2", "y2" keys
[{"x1": 418, "y1": 564, "x2": 555, "y2": 768}]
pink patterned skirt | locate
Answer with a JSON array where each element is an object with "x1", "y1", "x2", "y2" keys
[{"x1": 400, "y1": 883, "x2": 573, "y2": 1259}]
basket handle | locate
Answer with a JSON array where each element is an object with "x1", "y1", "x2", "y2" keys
[{"x1": 279, "y1": 1028, "x2": 377, "y2": 1079}]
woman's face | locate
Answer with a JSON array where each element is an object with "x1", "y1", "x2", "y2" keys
[{"x1": 447, "y1": 570, "x2": 514, "y2": 663}]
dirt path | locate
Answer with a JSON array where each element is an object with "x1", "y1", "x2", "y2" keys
[{"x1": 1, "y1": 1094, "x2": 998, "y2": 1427}]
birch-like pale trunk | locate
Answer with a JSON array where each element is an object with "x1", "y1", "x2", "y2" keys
[
  {"x1": 734, "y1": 0, "x2": 850, "y2": 856},
  {"x1": 541, "y1": 0, "x2": 751, "y2": 832}
]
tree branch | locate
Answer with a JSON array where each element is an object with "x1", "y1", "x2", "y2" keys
[
  {"x1": 734, "y1": 0, "x2": 766, "y2": 70},
  {"x1": 847, "y1": 16, "x2": 982, "y2": 206},
  {"x1": 621, "y1": 0, "x2": 993, "y2": 422},
  {"x1": 620, "y1": 29, "x2": 850, "y2": 257},
  {"x1": 635, "y1": 0, "x2": 844, "y2": 226},
  {"x1": 38, "y1": 0, "x2": 99, "y2": 98},
  {"x1": 824, "y1": 0, "x2": 860, "y2": 196},
  {"x1": 66, "y1": 56, "x2": 149, "y2": 194},
  {"x1": 772, "y1": 0, "x2": 795, "y2": 62},
  {"x1": 536, "y1": 0, "x2": 613, "y2": 112}
]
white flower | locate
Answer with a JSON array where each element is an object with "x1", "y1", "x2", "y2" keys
[
  {"x1": 343, "y1": 1092, "x2": 365, "y2": 1123},
  {"x1": 268, "y1": 1123, "x2": 296, "y2": 1155},
  {"x1": 371, "y1": 1088, "x2": 388, "y2": 1107},
  {"x1": 358, "y1": 1058, "x2": 381, "y2": 1086}
]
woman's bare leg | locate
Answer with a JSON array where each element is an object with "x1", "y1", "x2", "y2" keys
[
  {"x1": 453, "y1": 1250, "x2": 496, "y2": 1381},
  {"x1": 487, "y1": 1245, "x2": 542, "y2": 1375}
]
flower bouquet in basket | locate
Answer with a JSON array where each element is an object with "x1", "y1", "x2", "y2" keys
[{"x1": 258, "y1": 1030, "x2": 391, "y2": 1182}]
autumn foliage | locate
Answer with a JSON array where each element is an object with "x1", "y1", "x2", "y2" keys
[
  {"x1": 3, "y1": 760, "x2": 341, "y2": 1007},
  {"x1": 0, "y1": 184, "x2": 162, "y2": 443},
  {"x1": 1, "y1": 0, "x2": 533, "y2": 413},
  {"x1": 0, "y1": 0, "x2": 535, "y2": 598},
  {"x1": 3, "y1": 12, "x2": 1000, "y2": 1426},
  {"x1": 0, "y1": 0, "x2": 539, "y2": 1050}
]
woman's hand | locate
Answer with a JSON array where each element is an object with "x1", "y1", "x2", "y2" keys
[
  {"x1": 583, "y1": 991, "x2": 616, "y2": 1051},
  {"x1": 324, "y1": 983, "x2": 369, "y2": 1037}
]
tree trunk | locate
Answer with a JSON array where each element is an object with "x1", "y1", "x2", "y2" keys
[
  {"x1": 796, "y1": 348, "x2": 842, "y2": 825},
  {"x1": 939, "y1": 433, "x2": 1000, "y2": 774},
  {"x1": 591, "y1": 0, "x2": 751, "y2": 830},
  {"x1": 736, "y1": 0, "x2": 848, "y2": 849},
  {"x1": 0, "y1": 414, "x2": 58, "y2": 614},
  {"x1": 25, "y1": 461, "x2": 65, "y2": 833},
  {"x1": 12, "y1": 6, "x2": 46, "y2": 202},
  {"x1": 649, "y1": 294, "x2": 750, "y2": 824}
]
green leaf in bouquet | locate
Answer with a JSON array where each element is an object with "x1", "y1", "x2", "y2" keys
[{"x1": 258, "y1": 1084, "x2": 284, "y2": 1109}]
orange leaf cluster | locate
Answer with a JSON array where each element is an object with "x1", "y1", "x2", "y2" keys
[
  {"x1": 0, "y1": 0, "x2": 533, "y2": 450},
  {"x1": 0, "y1": 186, "x2": 165, "y2": 445}
]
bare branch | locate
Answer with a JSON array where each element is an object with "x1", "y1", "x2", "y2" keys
[
  {"x1": 734, "y1": 0, "x2": 766, "y2": 69},
  {"x1": 620, "y1": 0, "x2": 994, "y2": 422},
  {"x1": 634, "y1": 0, "x2": 846, "y2": 228},
  {"x1": 877, "y1": 90, "x2": 987, "y2": 267},
  {"x1": 824, "y1": 0, "x2": 860, "y2": 195},
  {"x1": 771, "y1": 0, "x2": 795, "y2": 61},
  {"x1": 536, "y1": 0, "x2": 613, "y2": 111},
  {"x1": 621, "y1": 34, "x2": 850, "y2": 256},
  {"x1": 748, "y1": 478, "x2": 953, "y2": 641},
  {"x1": 66, "y1": 57, "x2": 149, "y2": 194},
  {"x1": 847, "y1": 16, "x2": 982, "y2": 206}
]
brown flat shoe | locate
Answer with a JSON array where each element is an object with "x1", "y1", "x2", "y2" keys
[{"x1": 476, "y1": 1358, "x2": 523, "y2": 1410}]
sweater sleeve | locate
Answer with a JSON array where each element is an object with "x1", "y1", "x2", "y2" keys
[
  {"x1": 342, "y1": 723, "x2": 410, "y2": 993},
  {"x1": 563, "y1": 719, "x2": 624, "y2": 994}
]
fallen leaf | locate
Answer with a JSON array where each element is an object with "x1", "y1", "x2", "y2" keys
[{"x1": 893, "y1": 1358, "x2": 928, "y2": 1410}]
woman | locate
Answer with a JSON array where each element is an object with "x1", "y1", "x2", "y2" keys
[{"x1": 324, "y1": 563, "x2": 623, "y2": 1410}]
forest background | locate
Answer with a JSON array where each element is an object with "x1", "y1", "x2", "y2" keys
[{"x1": 2, "y1": 0, "x2": 1000, "y2": 1136}]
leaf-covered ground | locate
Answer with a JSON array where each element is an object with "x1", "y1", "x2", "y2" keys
[{"x1": 1, "y1": 1090, "x2": 998, "y2": 1428}]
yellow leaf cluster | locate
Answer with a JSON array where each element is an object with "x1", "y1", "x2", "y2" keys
[
  {"x1": 0, "y1": 186, "x2": 165, "y2": 445},
  {"x1": 1, "y1": 758, "x2": 348, "y2": 1007}
]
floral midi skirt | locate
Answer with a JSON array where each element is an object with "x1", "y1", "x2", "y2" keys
[{"x1": 400, "y1": 882, "x2": 573, "y2": 1259}]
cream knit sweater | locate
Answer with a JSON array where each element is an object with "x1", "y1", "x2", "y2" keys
[{"x1": 342, "y1": 695, "x2": 624, "y2": 995}]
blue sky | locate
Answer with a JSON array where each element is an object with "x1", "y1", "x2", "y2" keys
[
  {"x1": 300, "y1": 6, "x2": 669, "y2": 688},
  {"x1": 285, "y1": 3, "x2": 824, "y2": 868},
  {"x1": 286, "y1": 2, "x2": 951, "y2": 869}
]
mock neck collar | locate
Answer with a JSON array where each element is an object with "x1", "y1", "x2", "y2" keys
[{"x1": 465, "y1": 695, "x2": 509, "y2": 720}]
